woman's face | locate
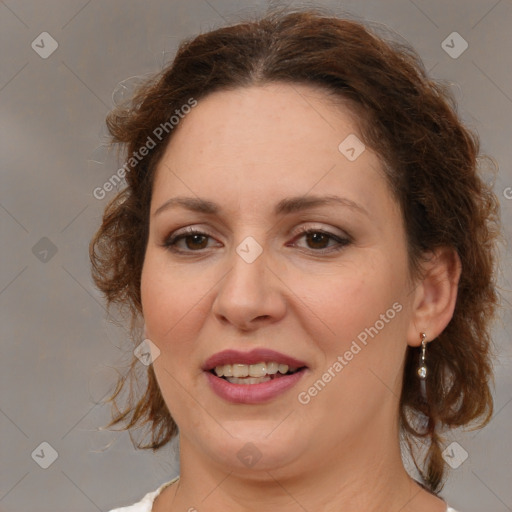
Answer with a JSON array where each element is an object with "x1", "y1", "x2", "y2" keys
[{"x1": 141, "y1": 83, "x2": 419, "y2": 476}]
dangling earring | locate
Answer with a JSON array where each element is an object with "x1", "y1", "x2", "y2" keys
[
  {"x1": 417, "y1": 332, "x2": 428, "y2": 401},
  {"x1": 417, "y1": 332, "x2": 427, "y2": 379}
]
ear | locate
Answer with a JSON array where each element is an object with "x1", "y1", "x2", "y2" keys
[{"x1": 406, "y1": 246, "x2": 461, "y2": 347}]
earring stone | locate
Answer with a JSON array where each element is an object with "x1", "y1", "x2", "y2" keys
[{"x1": 417, "y1": 332, "x2": 427, "y2": 379}]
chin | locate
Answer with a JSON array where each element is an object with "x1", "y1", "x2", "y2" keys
[{"x1": 196, "y1": 422, "x2": 308, "y2": 474}]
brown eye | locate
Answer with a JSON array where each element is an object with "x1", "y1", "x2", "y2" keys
[
  {"x1": 291, "y1": 228, "x2": 351, "y2": 254},
  {"x1": 304, "y1": 231, "x2": 331, "y2": 249},
  {"x1": 183, "y1": 234, "x2": 209, "y2": 250},
  {"x1": 163, "y1": 229, "x2": 219, "y2": 253}
]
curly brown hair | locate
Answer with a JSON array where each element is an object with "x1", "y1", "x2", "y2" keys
[{"x1": 90, "y1": 8, "x2": 501, "y2": 494}]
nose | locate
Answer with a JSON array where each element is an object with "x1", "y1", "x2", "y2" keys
[{"x1": 211, "y1": 241, "x2": 287, "y2": 332}]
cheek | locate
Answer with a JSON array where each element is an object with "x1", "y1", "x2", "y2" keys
[
  {"x1": 297, "y1": 268, "x2": 408, "y2": 417},
  {"x1": 140, "y1": 251, "x2": 206, "y2": 348},
  {"x1": 297, "y1": 256, "x2": 410, "y2": 406},
  {"x1": 298, "y1": 259, "x2": 403, "y2": 345}
]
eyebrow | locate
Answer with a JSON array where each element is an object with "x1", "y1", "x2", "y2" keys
[{"x1": 154, "y1": 194, "x2": 368, "y2": 218}]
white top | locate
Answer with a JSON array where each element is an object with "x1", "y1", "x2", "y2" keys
[{"x1": 107, "y1": 477, "x2": 460, "y2": 511}]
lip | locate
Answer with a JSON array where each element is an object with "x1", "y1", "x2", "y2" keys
[
  {"x1": 205, "y1": 368, "x2": 308, "y2": 404},
  {"x1": 202, "y1": 348, "x2": 309, "y2": 405},
  {"x1": 202, "y1": 348, "x2": 308, "y2": 371}
]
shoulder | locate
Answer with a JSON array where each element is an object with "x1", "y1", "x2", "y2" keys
[{"x1": 107, "y1": 477, "x2": 179, "y2": 512}]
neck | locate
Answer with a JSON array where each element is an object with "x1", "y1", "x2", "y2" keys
[{"x1": 167, "y1": 423, "x2": 440, "y2": 512}]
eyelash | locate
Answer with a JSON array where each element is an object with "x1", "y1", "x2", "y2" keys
[{"x1": 162, "y1": 226, "x2": 352, "y2": 255}]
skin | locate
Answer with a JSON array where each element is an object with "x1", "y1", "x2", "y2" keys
[{"x1": 140, "y1": 83, "x2": 461, "y2": 512}]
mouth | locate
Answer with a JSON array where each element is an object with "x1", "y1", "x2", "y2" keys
[
  {"x1": 202, "y1": 349, "x2": 309, "y2": 404},
  {"x1": 209, "y1": 362, "x2": 306, "y2": 385}
]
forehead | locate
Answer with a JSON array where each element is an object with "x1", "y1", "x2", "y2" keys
[
  {"x1": 151, "y1": 83, "x2": 394, "y2": 221},
  {"x1": 164, "y1": 83, "x2": 361, "y2": 161}
]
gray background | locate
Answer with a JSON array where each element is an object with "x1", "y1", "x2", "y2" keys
[{"x1": 1, "y1": 1, "x2": 511, "y2": 511}]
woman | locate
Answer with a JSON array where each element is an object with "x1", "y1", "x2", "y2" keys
[{"x1": 91, "y1": 8, "x2": 501, "y2": 512}]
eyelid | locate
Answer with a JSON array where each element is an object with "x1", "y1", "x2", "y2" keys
[
  {"x1": 163, "y1": 226, "x2": 220, "y2": 246},
  {"x1": 291, "y1": 223, "x2": 350, "y2": 239},
  {"x1": 162, "y1": 222, "x2": 353, "y2": 256},
  {"x1": 288, "y1": 225, "x2": 352, "y2": 253},
  {"x1": 164, "y1": 222, "x2": 349, "y2": 243}
]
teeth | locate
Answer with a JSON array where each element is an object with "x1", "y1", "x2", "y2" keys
[
  {"x1": 249, "y1": 362, "x2": 267, "y2": 377},
  {"x1": 226, "y1": 376, "x2": 272, "y2": 385},
  {"x1": 233, "y1": 364, "x2": 249, "y2": 378},
  {"x1": 213, "y1": 362, "x2": 300, "y2": 378},
  {"x1": 266, "y1": 361, "x2": 278, "y2": 374}
]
